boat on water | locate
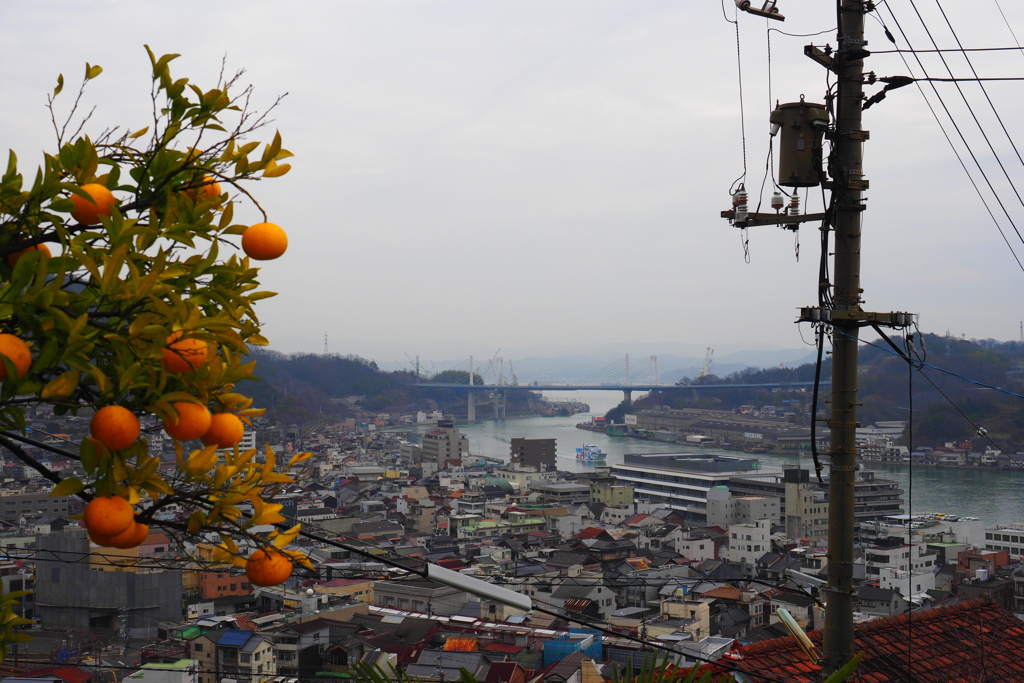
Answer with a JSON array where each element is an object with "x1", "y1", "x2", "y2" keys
[{"x1": 576, "y1": 444, "x2": 607, "y2": 462}]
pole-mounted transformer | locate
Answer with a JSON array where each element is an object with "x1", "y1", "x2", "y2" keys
[{"x1": 769, "y1": 97, "x2": 828, "y2": 188}]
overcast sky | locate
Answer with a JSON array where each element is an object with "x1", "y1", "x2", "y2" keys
[{"x1": 3, "y1": 1, "x2": 1023, "y2": 368}]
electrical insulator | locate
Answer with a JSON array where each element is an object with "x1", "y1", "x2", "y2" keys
[
  {"x1": 733, "y1": 189, "x2": 748, "y2": 224},
  {"x1": 788, "y1": 191, "x2": 800, "y2": 216},
  {"x1": 771, "y1": 191, "x2": 784, "y2": 211}
]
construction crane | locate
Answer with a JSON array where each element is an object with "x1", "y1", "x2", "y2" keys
[{"x1": 696, "y1": 347, "x2": 714, "y2": 379}]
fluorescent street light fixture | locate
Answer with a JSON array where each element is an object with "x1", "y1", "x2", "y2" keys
[{"x1": 423, "y1": 563, "x2": 533, "y2": 612}]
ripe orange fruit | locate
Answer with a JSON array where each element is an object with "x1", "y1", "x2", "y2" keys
[
  {"x1": 241, "y1": 222, "x2": 288, "y2": 260},
  {"x1": 106, "y1": 522, "x2": 150, "y2": 549},
  {"x1": 70, "y1": 183, "x2": 118, "y2": 225},
  {"x1": 184, "y1": 176, "x2": 222, "y2": 202},
  {"x1": 201, "y1": 412, "x2": 244, "y2": 449},
  {"x1": 83, "y1": 496, "x2": 134, "y2": 538},
  {"x1": 6, "y1": 243, "x2": 51, "y2": 268},
  {"x1": 0, "y1": 334, "x2": 31, "y2": 381},
  {"x1": 163, "y1": 401, "x2": 213, "y2": 441},
  {"x1": 245, "y1": 548, "x2": 293, "y2": 586},
  {"x1": 90, "y1": 405, "x2": 141, "y2": 451},
  {"x1": 162, "y1": 331, "x2": 209, "y2": 373}
]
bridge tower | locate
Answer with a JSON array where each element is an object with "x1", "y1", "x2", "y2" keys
[{"x1": 467, "y1": 356, "x2": 475, "y2": 422}]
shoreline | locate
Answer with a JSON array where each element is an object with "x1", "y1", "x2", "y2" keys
[{"x1": 577, "y1": 423, "x2": 1024, "y2": 471}]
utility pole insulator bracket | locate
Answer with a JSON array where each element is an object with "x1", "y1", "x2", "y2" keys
[
  {"x1": 797, "y1": 307, "x2": 916, "y2": 326},
  {"x1": 721, "y1": 210, "x2": 827, "y2": 228},
  {"x1": 804, "y1": 45, "x2": 835, "y2": 71}
]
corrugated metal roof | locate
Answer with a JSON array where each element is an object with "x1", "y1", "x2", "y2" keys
[{"x1": 217, "y1": 629, "x2": 252, "y2": 647}]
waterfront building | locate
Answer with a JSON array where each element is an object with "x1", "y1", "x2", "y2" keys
[
  {"x1": 509, "y1": 437, "x2": 556, "y2": 471},
  {"x1": 729, "y1": 468, "x2": 904, "y2": 534},
  {"x1": 610, "y1": 453, "x2": 778, "y2": 525},
  {"x1": 983, "y1": 524, "x2": 1024, "y2": 558},
  {"x1": 627, "y1": 408, "x2": 814, "y2": 451}
]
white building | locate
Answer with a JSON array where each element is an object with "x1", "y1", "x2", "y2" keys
[
  {"x1": 706, "y1": 486, "x2": 780, "y2": 528},
  {"x1": 726, "y1": 519, "x2": 772, "y2": 566}
]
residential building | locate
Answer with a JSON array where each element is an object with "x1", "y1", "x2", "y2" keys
[
  {"x1": 191, "y1": 629, "x2": 275, "y2": 683},
  {"x1": 421, "y1": 420, "x2": 468, "y2": 465},
  {"x1": 725, "y1": 519, "x2": 771, "y2": 567},
  {"x1": 372, "y1": 578, "x2": 469, "y2": 615}
]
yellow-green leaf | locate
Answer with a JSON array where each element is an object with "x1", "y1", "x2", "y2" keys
[
  {"x1": 54, "y1": 74, "x2": 64, "y2": 96},
  {"x1": 85, "y1": 63, "x2": 103, "y2": 80},
  {"x1": 187, "y1": 509, "x2": 206, "y2": 534},
  {"x1": 50, "y1": 477, "x2": 84, "y2": 497},
  {"x1": 40, "y1": 369, "x2": 81, "y2": 399},
  {"x1": 128, "y1": 127, "x2": 150, "y2": 139},
  {"x1": 288, "y1": 452, "x2": 315, "y2": 468},
  {"x1": 262, "y1": 163, "x2": 291, "y2": 178}
]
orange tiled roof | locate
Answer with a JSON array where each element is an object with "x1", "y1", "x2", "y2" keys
[
  {"x1": 702, "y1": 586, "x2": 743, "y2": 601},
  {"x1": 575, "y1": 527, "x2": 606, "y2": 539},
  {"x1": 708, "y1": 596, "x2": 1024, "y2": 682}
]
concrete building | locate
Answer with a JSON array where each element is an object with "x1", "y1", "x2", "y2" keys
[
  {"x1": 725, "y1": 519, "x2": 772, "y2": 567},
  {"x1": 611, "y1": 453, "x2": 778, "y2": 525},
  {"x1": 35, "y1": 530, "x2": 183, "y2": 636},
  {"x1": 529, "y1": 481, "x2": 591, "y2": 504},
  {"x1": 421, "y1": 419, "x2": 468, "y2": 465},
  {"x1": 783, "y1": 469, "x2": 828, "y2": 543},
  {"x1": 729, "y1": 468, "x2": 903, "y2": 532},
  {"x1": 0, "y1": 491, "x2": 78, "y2": 522},
  {"x1": 372, "y1": 578, "x2": 469, "y2": 615},
  {"x1": 706, "y1": 485, "x2": 779, "y2": 528},
  {"x1": 509, "y1": 437, "x2": 556, "y2": 471},
  {"x1": 590, "y1": 480, "x2": 635, "y2": 508}
]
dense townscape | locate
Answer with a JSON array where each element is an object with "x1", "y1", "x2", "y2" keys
[{"x1": 4, "y1": 406, "x2": 1024, "y2": 682}]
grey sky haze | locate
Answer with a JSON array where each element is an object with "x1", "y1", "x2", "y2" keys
[{"x1": 2, "y1": 1, "x2": 1022, "y2": 367}]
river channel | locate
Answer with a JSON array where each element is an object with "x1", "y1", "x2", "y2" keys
[{"x1": 404, "y1": 391, "x2": 1024, "y2": 528}]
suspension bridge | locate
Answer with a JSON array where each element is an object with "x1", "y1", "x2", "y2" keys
[{"x1": 412, "y1": 354, "x2": 823, "y2": 420}]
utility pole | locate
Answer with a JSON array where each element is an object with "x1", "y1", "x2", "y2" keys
[
  {"x1": 725, "y1": 1, "x2": 914, "y2": 675},
  {"x1": 819, "y1": 0, "x2": 867, "y2": 671}
]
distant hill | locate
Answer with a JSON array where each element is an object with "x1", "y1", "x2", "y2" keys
[
  {"x1": 238, "y1": 349, "x2": 553, "y2": 425},
  {"x1": 620, "y1": 333, "x2": 1024, "y2": 450}
]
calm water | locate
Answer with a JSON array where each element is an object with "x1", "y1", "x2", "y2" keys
[{"x1": 411, "y1": 390, "x2": 1024, "y2": 528}]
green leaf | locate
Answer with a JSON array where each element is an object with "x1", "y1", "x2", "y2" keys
[
  {"x1": 54, "y1": 74, "x2": 64, "y2": 96},
  {"x1": 128, "y1": 127, "x2": 150, "y2": 139},
  {"x1": 50, "y1": 477, "x2": 84, "y2": 497},
  {"x1": 824, "y1": 653, "x2": 862, "y2": 683},
  {"x1": 85, "y1": 63, "x2": 103, "y2": 80}
]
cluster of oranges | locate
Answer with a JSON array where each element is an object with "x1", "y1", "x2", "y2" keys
[
  {"x1": 0, "y1": 181, "x2": 294, "y2": 581},
  {"x1": 65, "y1": 182, "x2": 288, "y2": 260},
  {"x1": 82, "y1": 495, "x2": 149, "y2": 548}
]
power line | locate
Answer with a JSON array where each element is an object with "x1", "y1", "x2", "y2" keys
[{"x1": 876, "y1": 4, "x2": 1024, "y2": 273}]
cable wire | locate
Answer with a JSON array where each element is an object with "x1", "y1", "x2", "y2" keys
[{"x1": 873, "y1": 6, "x2": 1024, "y2": 273}]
